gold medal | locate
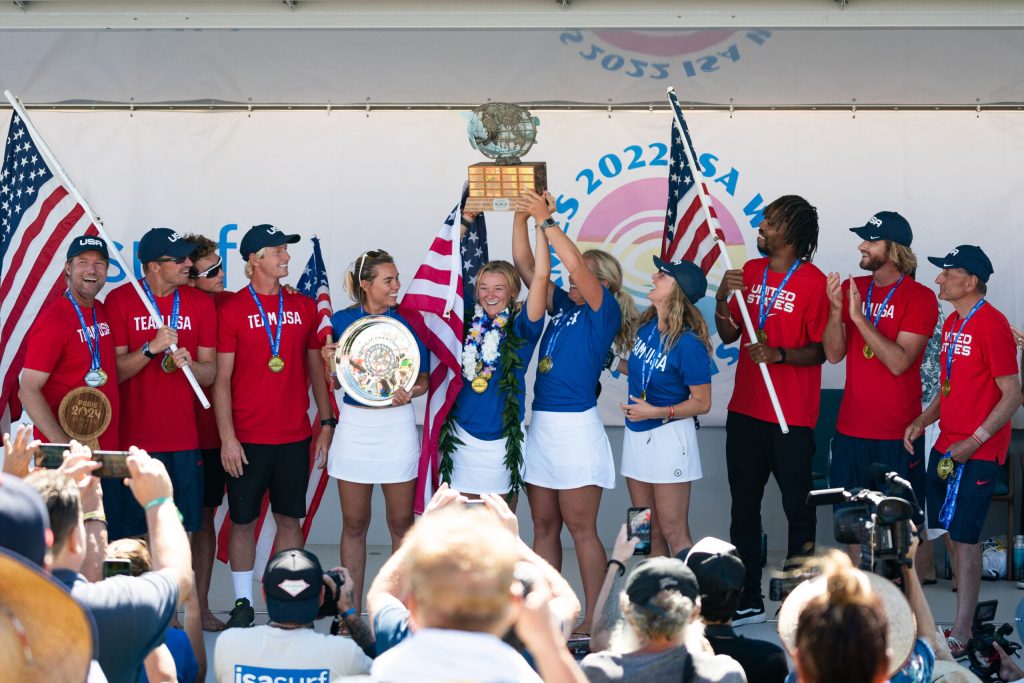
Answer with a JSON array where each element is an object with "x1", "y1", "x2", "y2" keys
[
  {"x1": 756, "y1": 329, "x2": 768, "y2": 344},
  {"x1": 937, "y1": 457, "x2": 954, "y2": 480},
  {"x1": 863, "y1": 344, "x2": 874, "y2": 360},
  {"x1": 161, "y1": 354, "x2": 177, "y2": 373},
  {"x1": 97, "y1": 368, "x2": 108, "y2": 386},
  {"x1": 268, "y1": 356, "x2": 285, "y2": 373},
  {"x1": 639, "y1": 391, "x2": 646, "y2": 401},
  {"x1": 941, "y1": 379, "x2": 951, "y2": 397},
  {"x1": 538, "y1": 356, "x2": 553, "y2": 373},
  {"x1": 471, "y1": 376, "x2": 488, "y2": 393}
]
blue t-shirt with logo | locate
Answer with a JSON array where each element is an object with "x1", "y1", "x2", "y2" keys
[
  {"x1": 452, "y1": 307, "x2": 544, "y2": 440},
  {"x1": 625, "y1": 319, "x2": 712, "y2": 433},
  {"x1": 330, "y1": 306, "x2": 429, "y2": 408},
  {"x1": 532, "y1": 286, "x2": 621, "y2": 413}
]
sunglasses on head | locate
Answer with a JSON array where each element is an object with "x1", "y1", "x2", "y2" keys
[
  {"x1": 154, "y1": 256, "x2": 189, "y2": 265},
  {"x1": 190, "y1": 257, "x2": 223, "y2": 279}
]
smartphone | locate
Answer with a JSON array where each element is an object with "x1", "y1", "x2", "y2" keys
[
  {"x1": 35, "y1": 444, "x2": 131, "y2": 478},
  {"x1": 102, "y1": 559, "x2": 133, "y2": 579},
  {"x1": 627, "y1": 507, "x2": 652, "y2": 556},
  {"x1": 464, "y1": 499, "x2": 487, "y2": 507},
  {"x1": 35, "y1": 443, "x2": 69, "y2": 469}
]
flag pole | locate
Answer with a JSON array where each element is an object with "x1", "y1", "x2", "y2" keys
[
  {"x1": 666, "y1": 87, "x2": 788, "y2": 433},
  {"x1": 4, "y1": 90, "x2": 210, "y2": 409}
]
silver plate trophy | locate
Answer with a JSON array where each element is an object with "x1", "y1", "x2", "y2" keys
[{"x1": 335, "y1": 315, "x2": 420, "y2": 407}]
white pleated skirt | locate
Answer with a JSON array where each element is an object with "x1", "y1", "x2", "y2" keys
[
  {"x1": 524, "y1": 408, "x2": 615, "y2": 490},
  {"x1": 327, "y1": 401, "x2": 418, "y2": 484},
  {"x1": 621, "y1": 417, "x2": 702, "y2": 484},
  {"x1": 448, "y1": 422, "x2": 521, "y2": 495}
]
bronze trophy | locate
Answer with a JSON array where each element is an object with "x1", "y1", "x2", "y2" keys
[{"x1": 465, "y1": 103, "x2": 546, "y2": 212}]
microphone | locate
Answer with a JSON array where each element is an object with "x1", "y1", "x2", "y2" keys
[{"x1": 867, "y1": 462, "x2": 913, "y2": 492}]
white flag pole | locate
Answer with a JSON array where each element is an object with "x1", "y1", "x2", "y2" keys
[
  {"x1": 4, "y1": 90, "x2": 210, "y2": 409},
  {"x1": 666, "y1": 87, "x2": 788, "y2": 433}
]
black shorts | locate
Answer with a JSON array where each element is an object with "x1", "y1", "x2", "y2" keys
[
  {"x1": 925, "y1": 448, "x2": 999, "y2": 544},
  {"x1": 225, "y1": 439, "x2": 311, "y2": 524},
  {"x1": 104, "y1": 449, "x2": 204, "y2": 539},
  {"x1": 830, "y1": 432, "x2": 926, "y2": 514},
  {"x1": 201, "y1": 448, "x2": 227, "y2": 509}
]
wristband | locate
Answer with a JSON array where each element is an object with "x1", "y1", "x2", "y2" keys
[
  {"x1": 776, "y1": 348, "x2": 787, "y2": 364},
  {"x1": 974, "y1": 426, "x2": 991, "y2": 443},
  {"x1": 144, "y1": 496, "x2": 172, "y2": 510},
  {"x1": 971, "y1": 433, "x2": 984, "y2": 447},
  {"x1": 83, "y1": 511, "x2": 107, "y2": 525},
  {"x1": 607, "y1": 559, "x2": 625, "y2": 577},
  {"x1": 341, "y1": 607, "x2": 357, "y2": 619},
  {"x1": 320, "y1": 417, "x2": 338, "y2": 428}
]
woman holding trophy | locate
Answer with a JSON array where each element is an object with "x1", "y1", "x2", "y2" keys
[
  {"x1": 440, "y1": 209, "x2": 550, "y2": 504},
  {"x1": 320, "y1": 249, "x2": 428, "y2": 613},
  {"x1": 512, "y1": 189, "x2": 638, "y2": 634}
]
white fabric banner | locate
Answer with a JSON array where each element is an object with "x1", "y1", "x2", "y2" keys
[{"x1": 4, "y1": 109, "x2": 1022, "y2": 427}]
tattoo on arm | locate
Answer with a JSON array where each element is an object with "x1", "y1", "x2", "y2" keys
[
  {"x1": 595, "y1": 572, "x2": 625, "y2": 637},
  {"x1": 344, "y1": 614, "x2": 376, "y2": 659}
]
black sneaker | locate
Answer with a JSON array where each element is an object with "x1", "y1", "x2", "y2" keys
[
  {"x1": 732, "y1": 596, "x2": 766, "y2": 626},
  {"x1": 226, "y1": 598, "x2": 255, "y2": 628}
]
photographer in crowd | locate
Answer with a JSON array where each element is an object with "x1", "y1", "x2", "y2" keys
[{"x1": 213, "y1": 548, "x2": 373, "y2": 682}]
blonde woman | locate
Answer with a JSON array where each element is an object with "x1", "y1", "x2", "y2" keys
[
  {"x1": 512, "y1": 189, "x2": 639, "y2": 634},
  {"x1": 618, "y1": 257, "x2": 712, "y2": 557}
]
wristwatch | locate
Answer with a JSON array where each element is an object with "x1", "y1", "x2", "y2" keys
[
  {"x1": 538, "y1": 217, "x2": 559, "y2": 230},
  {"x1": 141, "y1": 341, "x2": 157, "y2": 359},
  {"x1": 320, "y1": 417, "x2": 338, "y2": 428}
]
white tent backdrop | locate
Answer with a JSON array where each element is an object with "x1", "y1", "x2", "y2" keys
[{"x1": 4, "y1": 107, "x2": 1021, "y2": 426}]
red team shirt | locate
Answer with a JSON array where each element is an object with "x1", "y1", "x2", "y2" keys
[
  {"x1": 105, "y1": 282, "x2": 216, "y2": 452},
  {"x1": 836, "y1": 275, "x2": 939, "y2": 440},
  {"x1": 728, "y1": 257, "x2": 829, "y2": 428},
  {"x1": 23, "y1": 296, "x2": 121, "y2": 449},
  {"x1": 217, "y1": 287, "x2": 320, "y2": 445},
  {"x1": 935, "y1": 302, "x2": 1018, "y2": 464},
  {"x1": 195, "y1": 291, "x2": 233, "y2": 451}
]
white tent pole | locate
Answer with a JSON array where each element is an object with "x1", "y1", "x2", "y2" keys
[{"x1": 4, "y1": 89, "x2": 210, "y2": 409}]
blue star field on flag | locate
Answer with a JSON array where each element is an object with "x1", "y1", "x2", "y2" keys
[{"x1": 1, "y1": 115, "x2": 54, "y2": 270}]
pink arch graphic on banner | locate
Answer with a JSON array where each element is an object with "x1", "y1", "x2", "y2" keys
[{"x1": 592, "y1": 30, "x2": 737, "y2": 57}]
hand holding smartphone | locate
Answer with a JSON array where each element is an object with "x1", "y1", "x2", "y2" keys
[
  {"x1": 627, "y1": 507, "x2": 652, "y2": 556},
  {"x1": 36, "y1": 443, "x2": 131, "y2": 479}
]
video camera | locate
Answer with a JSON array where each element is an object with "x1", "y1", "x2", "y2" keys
[{"x1": 966, "y1": 600, "x2": 1020, "y2": 679}]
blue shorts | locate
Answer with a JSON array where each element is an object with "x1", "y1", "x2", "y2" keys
[
  {"x1": 103, "y1": 449, "x2": 204, "y2": 539},
  {"x1": 830, "y1": 432, "x2": 926, "y2": 513},
  {"x1": 925, "y1": 448, "x2": 998, "y2": 544}
]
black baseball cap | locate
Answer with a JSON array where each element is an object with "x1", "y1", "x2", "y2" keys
[
  {"x1": 681, "y1": 536, "x2": 745, "y2": 596},
  {"x1": 849, "y1": 211, "x2": 913, "y2": 247},
  {"x1": 0, "y1": 473, "x2": 51, "y2": 568},
  {"x1": 66, "y1": 235, "x2": 109, "y2": 261},
  {"x1": 263, "y1": 548, "x2": 323, "y2": 624},
  {"x1": 239, "y1": 224, "x2": 300, "y2": 261},
  {"x1": 625, "y1": 557, "x2": 699, "y2": 607},
  {"x1": 652, "y1": 256, "x2": 708, "y2": 303},
  {"x1": 927, "y1": 244, "x2": 994, "y2": 283},
  {"x1": 137, "y1": 228, "x2": 196, "y2": 263}
]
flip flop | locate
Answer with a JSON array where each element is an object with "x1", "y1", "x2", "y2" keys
[{"x1": 944, "y1": 631, "x2": 968, "y2": 660}]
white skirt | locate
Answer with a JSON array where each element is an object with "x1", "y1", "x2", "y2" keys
[
  {"x1": 621, "y1": 418, "x2": 702, "y2": 484},
  {"x1": 448, "y1": 422, "x2": 521, "y2": 495},
  {"x1": 327, "y1": 400, "x2": 419, "y2": 484},
  {"x1": 524, "y1": 408, "x2": 615, "y2": 490}
]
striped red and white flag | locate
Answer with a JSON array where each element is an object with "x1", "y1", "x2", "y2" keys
[
  {"x1": 0, "y1": 112, "x2": 99, "y2": 429},
  {"x1": 398, "y1": 201, "x2": 464, "y2": 514}
]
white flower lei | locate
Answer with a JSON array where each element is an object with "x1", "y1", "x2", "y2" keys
[{"x1": 462, "y1": 305, "x2": 510, "y2": 382}]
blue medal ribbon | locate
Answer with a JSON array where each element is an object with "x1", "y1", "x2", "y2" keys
[
  {"x1": 65, "y1": 290, "x2": 101, "y2": 372},
  {"x1": 248, "y1": 284, "x2": 284, "y2": 359},
  {"x1": 541, "y1": 307, "x2": 571, "y2": 361},
  {"x1": 637, "y1": 322, "x2": 663, "y2": 399},
  {"x1": 943, "y1": 298, "x2": 986, "y2": 389},
  {"x1": 864, "y1": 275, "x2": 904, "y2": 327},
  {"x1": 939, "y1": 452, "x2": 963, "y2": 529},
  {"x1": 141, "y1": 279, "x2": 180, "y2": 346},
  {"x1": 758, "y1": 260, "x2": 801, "y2": 332}
]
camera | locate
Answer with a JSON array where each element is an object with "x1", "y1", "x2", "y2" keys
[
  {"x1": 966, "y1": 600, "x2": 1020, "y2": 679},
  {"x1": 317, "y1": 570, "x2": 345, "y2": 619}
]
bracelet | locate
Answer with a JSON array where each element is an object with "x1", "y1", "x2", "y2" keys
[
  {"x1": 776, "y1": 348, "x2": 787, "y2": 364},
  {"x1": 340, "y1": 607, "x2": 357, "y2": 619},
  {"x1": 607, "y1": 559, "x2": 626, "y2": 577},
  {"x1": 83, "y1": 511, "x2": 107, "y2": 525},
  {"x1": 663, "y1": 405, "x2": 676, "y2": 425},
  {"x1": 144, "y1": 496, "x2": 172, "y2": 510},
  {"x1": 971, "y1": 433, "x2": 985, "y2": 447},
  {"x1": 320, "y1": 417, "x2": 338, "y2": 428},
  {"x1": 974, "y1": 426, "x2": 991, "y2": 443}
]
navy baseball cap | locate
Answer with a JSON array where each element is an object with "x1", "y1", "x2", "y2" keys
[
  {"x1": 0, "y1": 473, "x2": 52, "y2": 568},
  {"x1": 927, "y1": 245, "x2": 994, "y2": 283},
  {"x1": 680, "y1": 536, "x2": 745, "y2": 596},
  {"x1": 653, "y1": 256, "x2": 708, "y2": 303},
  {"x1": 239, "y1": 224, "x2": 300, "y2": 261},
  {"x1": 263, "y1": 549, "x2": 323, "y2": 624},
  {"x1": 625, "y1": 557, "x2": 699, "y2": 607},
  {"x1": 65, "y1": 235, "x2": 109, "y2": 261},
  {"x1": 849, "y1": 211, "x2": 913, "y2": 246},
  {"x1": 137, "y1": 228, "x2": 196, "y2": 263}
]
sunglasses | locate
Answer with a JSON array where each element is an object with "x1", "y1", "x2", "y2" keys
[
  {"x1": 154, "y1": 256, "x2": 189, "y2": 265},
  {"x1": 190, "y1": 257, "x2": 222, "y2": 279}
]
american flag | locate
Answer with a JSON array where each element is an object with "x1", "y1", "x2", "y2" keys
[
  {"x1": 214, "y1": 237, "x2": 338, "y2": 577},
  {"x1": 459, "y1": 186, "x2": 488, "y2": 305},
  {"x1": 1, "y1": 112, "x2": 99, "y2": 428},
  {"x1": 661, "y1": 89, "x2": 725, "y2": 274},
  {"x1": 398, "y1": 201, "x2": 465, "y2": 514}
]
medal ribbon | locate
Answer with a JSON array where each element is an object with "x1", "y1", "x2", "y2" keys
[
  {"x1": 248, "y1": 285, "x2": 284, "y2": 359},
  {"x1": 65, "y1": 290, "x2": 101, "y2": 372},
  {"x1": 758, "y1": 260, "x2": 801, "y2": 332},
  {"x1": 864, "y1": 275, "x2": 904, "y2": 327},
  {"x1": 943, "y1": 298, "x2": 986, "y2": 389},
  {"x1": 638, "y1": 322, "x2": 663, "y2": 399},
  {"x1": 141, "y1": 279, "x2": 180, "y2": 350},
  {"x1": 939, "y1": 452, "x2": 963, "y2": 529},
  {"x1": 541, "y1": 307, "x2": 571, "y2": 361}
]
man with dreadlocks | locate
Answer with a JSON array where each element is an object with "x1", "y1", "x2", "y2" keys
[{"x1": 713, "y1": 195, "x2": 828, "y2": 625}]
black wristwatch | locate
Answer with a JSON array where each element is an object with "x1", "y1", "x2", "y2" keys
[
  {"x1": 538, "y1": 217, "x2": 559, "y2": 230},
  {"x1": 320, "y1": 417, "x2": 338, "y2": 428},
  {"x1": 775, "y1": 348, "x2": 787, "y2": 364},
  {"x1": 141, "y1": 341, "x2": 157, "y2": 359}
]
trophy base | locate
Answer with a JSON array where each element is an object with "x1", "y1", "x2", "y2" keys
[{"x1": 466, "y1": 161, "x2": 547, "y2": 212}]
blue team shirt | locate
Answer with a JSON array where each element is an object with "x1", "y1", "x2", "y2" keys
[
  {"x1": 625, "y1": 319, "x2": 712, "y2": 433},
  {"x1": 330, "y1": 306, "x2": 429, "y2": 408},
  {"x1": 532, "y1": 286, "x2": 621, "y2": 413},
  {"x1": 452, "y1": 307, "x2": 544, "y2": 440}
]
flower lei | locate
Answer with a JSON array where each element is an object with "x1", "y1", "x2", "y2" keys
[
  {"x1": 439, "y1": 303, "x2": 526, "y2": 500},
  {"x1": 461, "y1": 305, "x2": 509, "y2": 384}
]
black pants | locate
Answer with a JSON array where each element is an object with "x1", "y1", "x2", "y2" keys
[{"x1": 726, "y1": 411, "x2": 817, "y2": 597}]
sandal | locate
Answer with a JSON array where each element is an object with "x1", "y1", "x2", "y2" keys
[{"x1": 944, "y1": 631, "x2": 968, "y2": 660}]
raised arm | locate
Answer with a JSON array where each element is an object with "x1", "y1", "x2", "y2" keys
[{"x1": 526, "y1": 220, "x2": 551, "y2": 322}]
